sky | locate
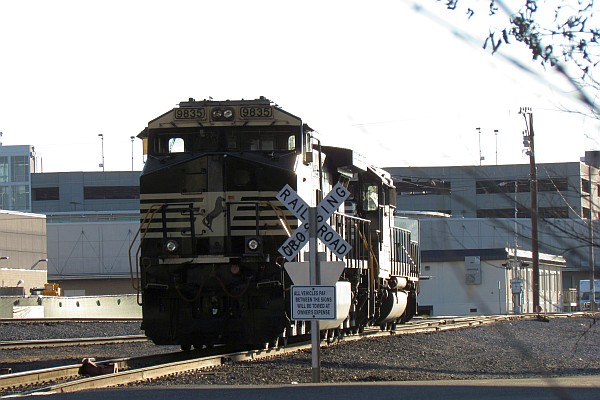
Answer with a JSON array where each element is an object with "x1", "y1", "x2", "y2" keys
[{"x1": 0, "y1": 0, "x2": 598, "y2": 173}]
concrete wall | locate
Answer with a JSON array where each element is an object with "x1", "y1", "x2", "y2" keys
[
  {"x1": 0, "y1": 210, "x2": 47, "y2": 270},
  {"x1": 0, "y1": 294, "x2": 141, "y2": 319},
  {"x1": 53, "y1": 278, "x2": 137, "y2": 296},
  {"x1": 0, "y1": 268, "x2": 47, "y2": 292},
  {"x1": 46, "y1": 221, "x2": 139, "y2": 280}
]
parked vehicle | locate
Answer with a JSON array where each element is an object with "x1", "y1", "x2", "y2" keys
[{"x1": 579, "y1": 279, "x2": 600, "y2": 311}]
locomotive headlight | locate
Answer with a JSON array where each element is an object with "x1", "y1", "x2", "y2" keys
[
  {"x1": 211, "y1": 108, "x2": 234, "y2": 121},
  {"x1": 212, "y1": 109, "x2": 223, "y2": 119},
  {"x1": 247, "y1": 238, "x2": 259, "y2": 251},
  {"x1": 164, "y1": 239, "x2": 179, "y2": 253}
]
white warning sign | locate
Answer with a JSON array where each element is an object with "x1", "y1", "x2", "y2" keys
[{"x1": 291, "y1": 285, "x2": 336, "y2": 320}]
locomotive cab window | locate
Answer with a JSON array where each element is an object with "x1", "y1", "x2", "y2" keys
[
  {"x1": 363, "y1": 184, "x2": 379, "y2": 211},
  {"x1": 227, "y1": 131, "x2": 295, "y2": 151},
  {"x1": 150, "y1": 130, "x2": 220, "y2": 155},
  {"x1": 151, "y1": 134, "x2": 187, "y2": 155},
  {"x1": 168, "y1": 137, "x2": 185, "y2": 153}
]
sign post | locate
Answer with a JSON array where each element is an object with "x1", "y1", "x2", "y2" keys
[
  {"x1": 276, "y1": 183, "x2": 351, "y2": 383},
  {"x1": 308, "y1": 207, "x2": 320, "y2": 383}
]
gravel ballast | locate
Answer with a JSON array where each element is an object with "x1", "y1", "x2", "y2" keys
[
  {"x1": 1, "y1": 315, "x2": 598, "y2": 385},
  {"x1": 136, "y1": 315, "x2": 600, "y2": 385}
]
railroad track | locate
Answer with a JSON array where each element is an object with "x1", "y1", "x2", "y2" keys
[
  {"x1": 0, "y1": 318, "x2": 142, "y2": 324},
  {"x1": 1, "y1": 314, "x2": 526, "y2": 397}
]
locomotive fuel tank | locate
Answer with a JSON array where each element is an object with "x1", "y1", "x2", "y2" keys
[
  {"x1": 377, "y1": 290, "x2": 408, "y2": 324},
  {"x1": 318, "y1": 281, "x2": 352, "y2": 330}
]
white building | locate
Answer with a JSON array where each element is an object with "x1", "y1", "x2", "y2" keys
[{"x1": 419, "y1": 247, "x2": 565, "y2": 316}]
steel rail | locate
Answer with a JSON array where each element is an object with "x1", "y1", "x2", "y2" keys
[
  {"x1": 0, "y1": 335, "x2": 148, "y2": 350},
  {"x1": 0, "y1": 349, "x2": 199, "y2": 393},
  {"x1": 0, "y1": 318, "x2": 142, "y2": 324}
]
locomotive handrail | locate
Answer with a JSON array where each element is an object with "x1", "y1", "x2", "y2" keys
[
  {"x1": 390, "y1": 226, "x2": 420, "y2": 279},
  {"x1": 399, "y1": 238, "x2": 419, "y2": 277},
  {"x1": 128, "y1": 204, "x2": 163, "y2": 305},
  {"x1": 353, "y1": 221, "x2": 379, "y2": 293},
  {"x1": 263, "y1": 201, "x2": 293, "y2": 237},
  {"x1": 330, "y1": 212, "x2": 378, "y2": 292}
]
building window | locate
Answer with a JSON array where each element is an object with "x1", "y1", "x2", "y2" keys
[
  {"x1": 84, "y1": 186, "x2": 140, "y2": 200},
  {"x1": 583, "y1": 207, "x2": 591, "y2": 219},
  {"x1": 12, "y1": 185, "x2": 29, "y2": 210},
  {"x1": 33, "y1": 187, "x2": 60, "y2": 201},
  {"x1": 477, "y1": 178, "x2": 567, "y2": 194},
  {"x1": 0, "y1": 157, "x2": 8, "y2": 183},
  {"x1": 539, "y1": 207, "x2": 569, "y2": 218},
  {"x1": 476, "y1": 179, "x2": 532, "y2": 194},
  {"x1": 477, "y1": 208, "x2": 524, "y2": 218},
  {"x1": 395, "y1": 179, "x2": 451, "y2": 195},
  {"x1": 538, "y1": 178, "x2": 568, "y2": 192},
  {"x1": 10, "y1": 156, "x2": 29, "y2": 182},
  {"x1": 582, "y1": 178, "x2": 590, "y2": 194},
  {"x1": 477, "y1": 207, "x2": 568, "y2": 219},
  {"x1": 0, "y1": 187, "x2": 7, "y2": 209}
]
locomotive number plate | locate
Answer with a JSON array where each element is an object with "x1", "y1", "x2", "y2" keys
[
  {"x1": 174, "y1": 108, "x2": 207, "y2": 120},
  {"x1": 239, "y1": 106, "x2": 273, "y2": 119}
]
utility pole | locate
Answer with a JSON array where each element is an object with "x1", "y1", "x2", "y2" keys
[
  {"x1": 587, "y1": 160, "x2": 596, "y2": 311},
  {"x1": 521, "y1": 107, "x2": 541, "y2": 313}
]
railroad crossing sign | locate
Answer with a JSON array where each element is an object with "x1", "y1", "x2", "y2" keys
[{"x1": 276, "y1": 183, "x2": 352, "y2": 261}]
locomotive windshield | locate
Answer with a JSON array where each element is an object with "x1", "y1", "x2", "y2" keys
[{"x1": 148, "y1": 128, "x2": 296, "y2": 156}]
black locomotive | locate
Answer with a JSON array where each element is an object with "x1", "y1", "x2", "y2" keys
[{"x1": 133, "y1": 97, "x2": 420, "y2": 349}]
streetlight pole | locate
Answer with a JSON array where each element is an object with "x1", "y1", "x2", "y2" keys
[
  {"x1": 98, "y1": 134, "x2": 105, "y2": 171},
  {"x1": 494, "y1": 129, "x2": 499, "y2": 165},
  {"x1": 476, "y1": 127, "x2": 483, "y2": 166},
  {"x1": 130, "y1": 136, "x2": 135, "y2": 171},
  {"x1": 30, "y1": 258, "x2": 48, "y2": 270}
]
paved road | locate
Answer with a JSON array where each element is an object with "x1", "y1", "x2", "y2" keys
[{"x1": 44, "y1": 376, "x2": 600, "y2": 400}]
